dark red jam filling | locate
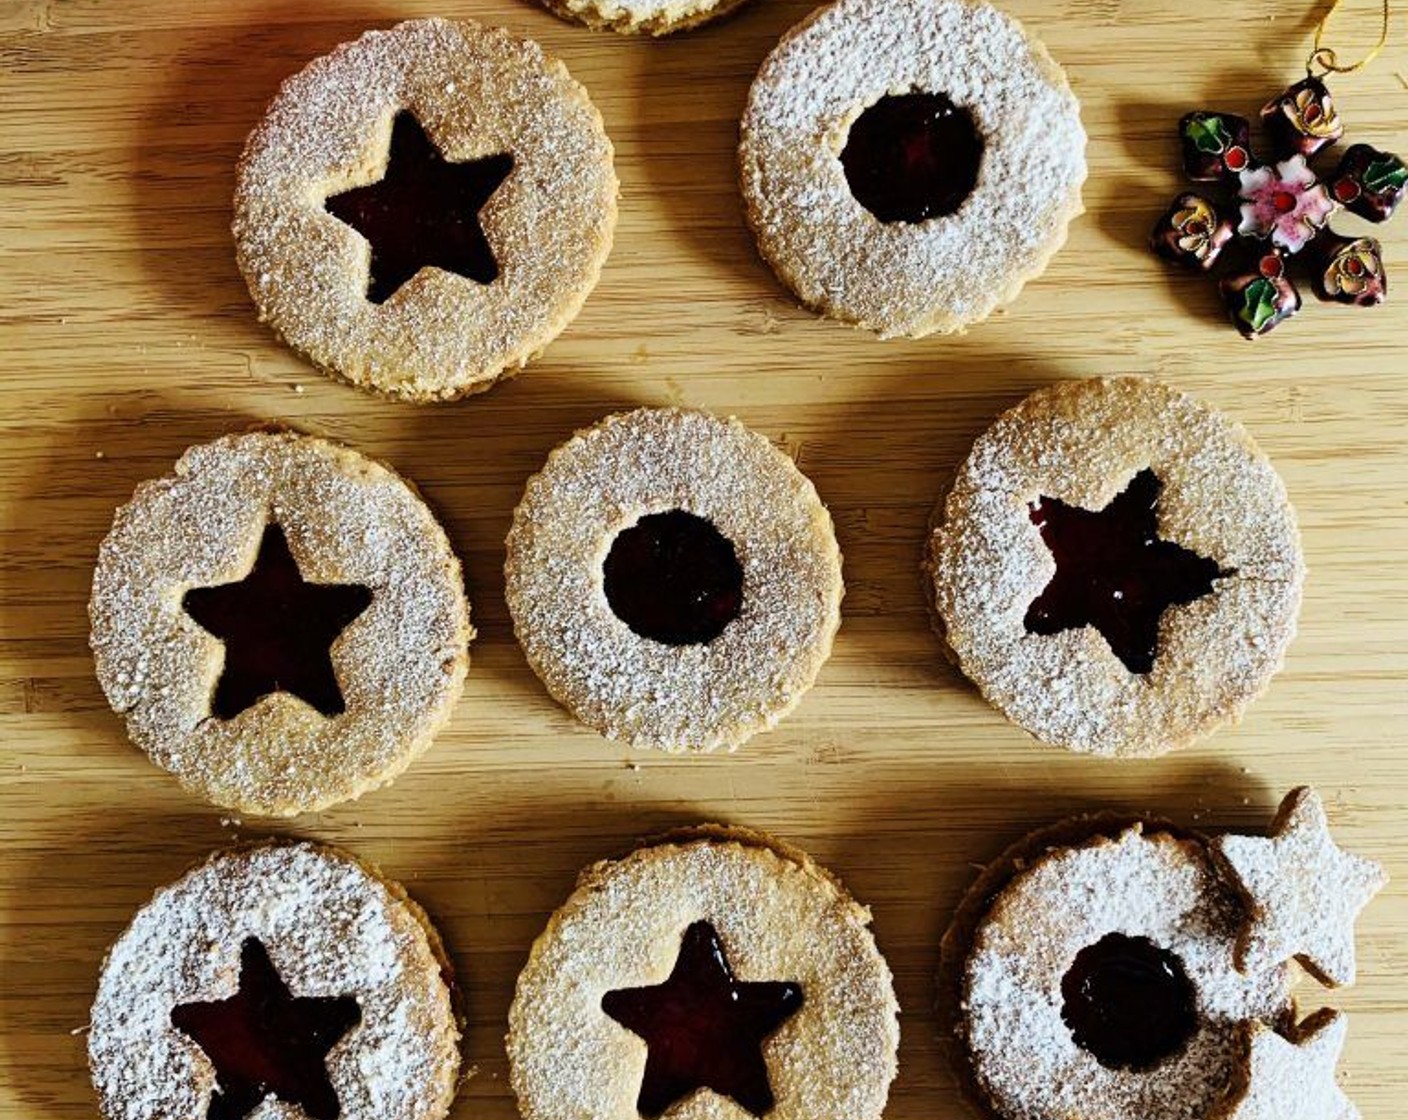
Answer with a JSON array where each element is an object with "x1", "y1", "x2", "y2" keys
[
  {"x1": 182, "y1": 523, "x2": 373, "y2": 719},
  {"x1": 603, "y1": 510, "x2": 744, "y2": 646},
  {"x1": 602, "y1": 922, "x2": 803, "y2": 1118},
  {"x1": 1060, "y1": 933, "x2": 1198, "y2": 1071},
  {"x1": 324, "y1": 111, "x2": 514, "y2": 304},
  {"x1": 171, "y1": 939, "x2": 361, "y2": 1120},
  {"x1": 840, "y1": 92, "x2": 984, "y2": 223},
  {"x1": 1024, "y1": 469, "x2": 1233, "y2": 675}
]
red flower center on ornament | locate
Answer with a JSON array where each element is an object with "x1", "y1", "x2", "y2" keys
[{"x1": 1272, "y1": 190, "x2": 1297, "y2": 214}]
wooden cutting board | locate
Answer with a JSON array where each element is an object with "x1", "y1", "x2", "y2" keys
[{"x1": 2, "y1": 1, "x2": 1405, "y2": 1117}]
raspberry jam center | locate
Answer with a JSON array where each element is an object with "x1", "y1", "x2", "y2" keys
[
  {"x1": 171, "y1": 939, "x2": 361, "y2": 1120},
  {"x1": 602, "y1": 921, "x2": 803, "y2": 1118},
  {"x1": 182, "y1": 524, "x2": 373, "y2": 719},
  {"x1": 1023, "y1": 469, "x2": 1232, "y2": 675},
  {"x1": 603, "y1": 510, "x2": 744, "y2": 646},
  {"x1": 325, "y1": 111, "x2": 514, "y2": 304},
  {"x1": 1061, "y1": 933, "x2": 1198, "y2": 1071},
  {"x1": 840, "y1": 91, "x2": 984, "y2": 223}
]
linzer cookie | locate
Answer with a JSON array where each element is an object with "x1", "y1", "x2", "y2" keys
[
  {"x1": 507, "y1": 826, "x2": 898, "y2": 1120},
  {"x1": 504, "y1": 408, "x2": 843, "y2": 752},
  {"x1": 234, "y1": 18, "x2": 618, "y2": 401},
  {"x1": 925, "y1": 377, "x2": 1304, "y2": 757},
  {"x1": 89, "y1": 430, "x2": 472, "y2": 816},
  {"x1": 540, "y1": 0, "x2": 750, "y2": 35},
  {"x1": 88, "y1": 842, "x2": 462, "y2": 1120},
  {"x1": 739, "y1": 0, "x2": 1086, "y2": 337},
  {"x1": 940, "y1": 789, "x2": 1385, "y2": 1120}
]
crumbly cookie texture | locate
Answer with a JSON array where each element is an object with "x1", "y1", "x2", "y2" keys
[
  {"x1": 506, "y1": 826, "x2": 899, "y2": 1120},
  {"x1": 89, "y1": 430, "x2": 472, "y2": 816},
  {"x1": 926, "y1": 376, "x2": 1304, "y2": 757},
  {"x1": 958, "y1": 823, "x2": 1292, "y2": 1120},
  {"x1": 1221, "y1": 1011, "x2": 1360, "y2": 1120},
  {"x1": 234, "y1": 18, "x2": 618, "y2": 402},
  {"x1": 504, "y1": 408, "x2": 843, "y2": 753},
  {"x1": 539, "y1": 0, "x2": 751, "y2": 35},
  {"x1": 1215, "y1": 787, "x2": 1388, "y2": 987},
  {"x1": 88, "y1": 842, "x2": 462, "y2": 1120},
  {"x1": 739, "y1": 0, "x2": 1085, "y2": 338}
]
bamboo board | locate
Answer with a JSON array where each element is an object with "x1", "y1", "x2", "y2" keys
[{"x1": 2, "y1": 1, "x2": 1406, "y2": 1117}]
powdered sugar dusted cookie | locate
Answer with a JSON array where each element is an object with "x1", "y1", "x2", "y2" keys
[
  {"x1": 1222, "y1": 1011, "x2": 1360, "y2": 1120},
  {"x1": 89, "y1": 430, "x2": 472, "y2": 816},
  {"x1": 1215, "y1": 787, "x2": 1387, "y2": 986},
  {"x1": 926, "y1": 377, "x2": 1304, "y2": 757},
  {"x1": 739, "y1": 0, "x2": 1085, "y2": 337},
  {"x1": 88, "y1": 842, "x2": 462, "y2": 1120},
  {"x1": 505, "y1": 408, "x2": 843, "y2": 752},
  {"x1": 951, "y1": 821, "x2": 1293, "y2": 1120},
  {"x1": 506, "y1": 826, "x2": 898, "y2": 1120},
  {"x1": 942, "y1": 792, "x2": 1383, "y2": 1120},
  {"x1": 540, "y1": 0, "x2": 751, "y2": 35},
  {"x1": 235, "y1": 18, "x2": 618, "y2": 401}
]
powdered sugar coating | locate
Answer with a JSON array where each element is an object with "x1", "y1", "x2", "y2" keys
[
  {"x1": 88, "y1": 843, "x2": 461, "y2": 1120},
  {"x1": 234, "y1": 18, "x2": 618, "y2": 401},
  {"x1": 89, "y1": 431, "x2": 472, "y2": 816},
  {"x1": 540, "y1": 0, "x2": 750, "y2": 35},
  {"x1": 926, "y1": 377, "x2": 1304, "y2": 757},
  {"x1": 504, "y1": 408, "x2": 843, "y2": 752},
  {"x1": 962, "y1": 826, "x2": 1292, "y2": 1120},
  {"x1": 1222, "y1": 1013, "x2": 1360, "y2": 1120},
  {"x1": 739, "y1": 0, "x2": 1086, "y2": 338},
  {"x1": 506, "y1": 831, "x2": 899, "y2": 1120},
  {"x1": 1215, "y1": 787, "x2": 1388, "y2": 987}
]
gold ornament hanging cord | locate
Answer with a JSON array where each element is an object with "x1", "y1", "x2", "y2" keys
[{"x1": 1308, "y1": 0, "x2": 1392, "y2": 76}]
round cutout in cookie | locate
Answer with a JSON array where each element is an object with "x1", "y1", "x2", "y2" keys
[
  {"x1": 941, "y1": 819, "x2": 1294, "y2": 1120},
  {"x1": 925, "y1": 377, "x2": 1304, "y2": 757},
  {"x1": 507, "y1": 826, "x2": 898, "y2": 1120},
  {"x1": 89, "y1": 430, "x2": 473, "y2": 816},
  {"x1": 88, "y1": 842, "x2": 462, "y2": 1120},
  {"x1": 739, "y1": 0, "x2": 1086, "y2": 338},
  {"x1": 540, "y1": 0, "x2": 752, "y2": 35},
  {"x1": 504, "y1": 408, "x2": 843, "y2": 752},
  {"x1": 234, "y1": 18, "x2": 618, "y2": 401}
]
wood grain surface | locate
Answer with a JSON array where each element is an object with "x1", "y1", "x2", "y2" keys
[{"x1": 2, "y1": 1, "x2": 1405, "y2": 1118}]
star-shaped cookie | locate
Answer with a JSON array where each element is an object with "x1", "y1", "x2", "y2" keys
[
  {"x1": 1220, "y1": 1010, "x2": 1359, "y2": 1120},
  {"x1": 1215, "y1": 787, "x2": 1387, "y2": 985}
]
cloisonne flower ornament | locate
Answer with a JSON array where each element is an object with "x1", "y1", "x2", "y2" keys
[{"x1": 1152, "y1": 0, "x2": 1405, "y2": 337}]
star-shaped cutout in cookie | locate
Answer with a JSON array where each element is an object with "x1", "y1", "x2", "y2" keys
[
  {"x1": 1215, "y1": 787, "x2": 1387, "y2": 986},
  {"x1": 1024, "y1": 468, "x2": 1234, "y2": 675},
  {"x1": 601, "y1": 921, "x2": 804, "y2": 1118},
  {"x1": 1221, "y1": 1010, "x2": 1359, "y2": 1120},
  {"x1": 182, "y1": 523, "x2": 373, "y2": 720},
  {"x1": 172, "y1": 938, "x2": 361, "y2": 1120},
  {"x1": 325, "y1": 111, "x2": 514, "y2": 304}
]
